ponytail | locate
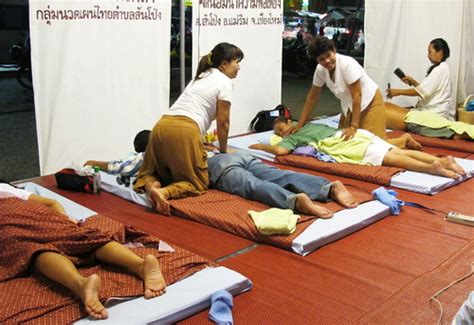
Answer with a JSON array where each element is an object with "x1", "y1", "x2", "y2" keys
[
  {"x1": 194, "y1": 42, "x2": 244, "y2": 80},
  {"x1": 426, "y1": 38, "x2": 450, "y2": 76}
]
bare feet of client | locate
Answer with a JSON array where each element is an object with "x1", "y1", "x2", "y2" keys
[
  {"x1": 141, "y1": 255, "x2": 167, "y2": 299},
  {"x1": 405, "y1": 134, "x2": 423, "y2": 151},
  {"x1": 330, "y1": 181, "x2": 359, "y2": 208},
  {"x1": 81, "y1": 274, "x2": 108, "y2": 320},
  {"x1": 148, "y1": 187, "x2": 171, "y2": 215},
  {"x1": 445, "y1": 156, "x2": 466, "y2": 176},
  {"x1": 432, "y1": 160, "x2": 459, "y2": 179},
  {"x1": 295, "y1": 193, "x2": 333, "y2": 219}
]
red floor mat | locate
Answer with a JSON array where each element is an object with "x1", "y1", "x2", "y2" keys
[
  {"x1": 359, "y1": 239, "x2": 474, "y2": 324},
  {"x1": 179, "y1": 206, "x2": 473, "y2": 324},
  {"x1": 169, "y1": 188, "x2": 373, "y2": 251},
  {"x1": 388, "y1": 130, "x2": 474, "y2": 154},
  {"x1": 276, "y1": 155, "x2": 402, "y2": 186}
]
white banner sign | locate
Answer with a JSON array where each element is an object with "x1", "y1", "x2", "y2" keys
[
  {"x1": 29, "y1": 0, "x2": 171, "y2": 175},
  {"x1": 192, "y1": 0, "x2": 283, "y2": 135}
]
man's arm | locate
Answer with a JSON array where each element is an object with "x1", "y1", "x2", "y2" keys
[
  {"x1": 84, "y1": 160, "x2": 109, "y2": 171},
  {"x1": 28, "y1": 194, "x2": 78, "y2": 224},
  {"x1": 248, "y1": 143, "x2": 290, "y2": 156}
]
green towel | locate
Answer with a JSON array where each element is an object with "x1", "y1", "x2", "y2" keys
[
  {"x1": 405, "y1": 111, "x2": 474, "y2": 139},
  {"x1": 310, "y1": 131, "x2": 373, "y2": 164},
  {"x1": 249, "y1": 208, "x2": 300, "y2": 235}
]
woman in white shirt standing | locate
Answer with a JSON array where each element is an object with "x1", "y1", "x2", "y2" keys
[
  {"x1": 286, "y1": 36, "x2": 389, "y2": 142},
  {"x1": 386, "y1": 38, "x2": 454, "y2": 129},
  {"x1": 134, "y1": 42, "x2": 244, "y2": 214}
]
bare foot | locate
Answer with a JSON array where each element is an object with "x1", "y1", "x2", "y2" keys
[
  {"x1": 432, "y1": 161, "x2": 459, "y2": 179},
  {"x1": 141, "y1": 255, "x2": 167, "y2": 299},
  {"x1": 149, "y1": 188, "x2": 170, "y2": 215},
  {"x1": 446, "y1": 156, "x2": 466, "y2": 176},
  {"x1": 405, "y1": 134, "x2": 423, "y2": 151},
  {"x1": 330, "y1": 181, "x2": 359, "y2": 208},
  {"x1": 295, "y1": 193, "x2": 333, "y2": 219},
  {"x1": 80, "y1": 274, "x2": 108, "y2": 320}
]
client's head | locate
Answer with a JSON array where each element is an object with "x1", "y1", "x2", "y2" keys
[
  {"x1": 134, "y1": 130, "x2": 151, "y2": 153},
  {"x1": 273, "y1": 117, "x2": 293, "y2": 137}
]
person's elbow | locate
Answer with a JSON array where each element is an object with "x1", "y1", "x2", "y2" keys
[{"x1": 274, "y1": 146, "x2": 290, "y2": 156}]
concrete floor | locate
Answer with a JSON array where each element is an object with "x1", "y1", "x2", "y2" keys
[{"x1": 0, "y1": 70, "x2": 340, "y2": 182}]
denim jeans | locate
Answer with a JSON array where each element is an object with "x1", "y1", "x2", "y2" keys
[{"x1": 208, "y1": 153, "x2": 331, "y2": 210}]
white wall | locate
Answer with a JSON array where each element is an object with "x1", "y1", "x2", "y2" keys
[{"x1": 30, "y1": 0, "x2": 171, "y2": 175}]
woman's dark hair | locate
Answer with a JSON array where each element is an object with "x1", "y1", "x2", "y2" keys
[
  {"x1": 194, "y1": 42, "x2": 244, "y2": 80},
  {"x1": 133, "y1": 130, "x2": 151, "y2": 153},
  {"x1": 307, "y1": 36, "x2": 336, "y2": 60},
  {"x1": 427, "y1": 38, "x2": 450, "y2": 76}
]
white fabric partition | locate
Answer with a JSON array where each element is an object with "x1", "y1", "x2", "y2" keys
[
  {"x1": 192, "y1": 0, "x2": 283, "y2": 135},
  {"x1": 364, "y1": 0, "x2": 472, "y2": 108},
  {"x1": 29, "y1": 1, "x2": 171, "y2": 175}
]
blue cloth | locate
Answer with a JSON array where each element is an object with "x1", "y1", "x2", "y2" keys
[
  {"x1": 293, "y1": 146, "x2": 336, "y2": 162},
  {"x1": 372, "y1": 187, "x2": 404, "y2": 215},
  {"x1": 453, "y1": 291, "x2": 474, "y2": 324},
  {"x1": 209, "y1": 290, "x2": 233, "y2": 325},
  {"x1": 208, "y1": 152, "x2": 332, "y2": 210}
]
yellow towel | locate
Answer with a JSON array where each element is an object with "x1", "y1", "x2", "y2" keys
[
  {"x1": 405, "y1": 111, "x2": 474, "y2": 138},
  {"x1": 310, "y1": 131, "x2": 373, "y2": 164},
  {"x1": 249, "y1": 208, "x2": 300, "y2": 235}
]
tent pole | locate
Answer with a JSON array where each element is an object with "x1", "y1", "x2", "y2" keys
[{"x1": 180, "y1": 0, "x2": 185, "y2": 92}]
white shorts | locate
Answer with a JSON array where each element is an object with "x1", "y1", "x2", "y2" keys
[
  {"x1": 359, "y1": 130, "x2": 394, "y2": 166},
  {"x1": 334, "y1": 129, "x2": 395, "y2": 166}
]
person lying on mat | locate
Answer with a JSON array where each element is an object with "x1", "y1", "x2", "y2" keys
[
  {"x1": 84, "y1": 130, "x2": 151, "y2": 180},
  {"x1": 385, "y1": 38, "x2": 454, "y2": 122},
  {"x1": 248, "y1": 117, "x2": 466, "y2": 179},
  {"x1": 383, "y1": 107, "x2": 473, "y2": 141},
  {"x1": 133, "y1": 42, "x2": 244, "y2": 215},
  {"x1": 207, "y1": 151, "x2": 359, "y2": 219},
  {"x1": 0, "y1": 180, "x2": 167, "y2": 320}
]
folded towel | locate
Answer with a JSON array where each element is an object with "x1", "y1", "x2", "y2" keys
[
  {"x1": 209, "y1": 290, "x2": 233, "y2": 325},
  {"x1": 249, "y1": 208, "x2": 300, "y2": 235},
  {"x1": 372, "y1": 187, "x2": 404, "y2": 215}
]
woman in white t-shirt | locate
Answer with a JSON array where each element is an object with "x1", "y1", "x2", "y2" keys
[
  {"x1": 134, "y1": 42, "x2": 244, "y2": 214},
  {"x1": 285, "y1": 36, "x2": 388, "y2": 142},
  {"x1": 386, "y1": 38, "x2": 454, "y2": 129}
]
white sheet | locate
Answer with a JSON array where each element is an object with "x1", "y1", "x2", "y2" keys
[
  {"x1": 101, "y1": 172, "x2": 391, "y2": 255},
  {"x1": 390, "y1": 157, "x2": 474, "y2": 195},
  {"x1": 76, "y1": 266, "x2": 252, "y2": 324},
  {"x1": 17, "y1": 182, "x2": 96, "y2": 221},
  {"x1": 292, "y1": 200, "x2": 390, "y2": 256}
]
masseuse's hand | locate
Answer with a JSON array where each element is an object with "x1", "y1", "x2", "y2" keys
[
  {"x1": 282, "y1": 124, "x2": 301, "y2": 137},
  {"x1": 386, "y1": 88, "x2": 400, "y2": 99},
  {"x1": 341, "y1": 127, "x2": 356, "y2": 141},
  {"x1": 402, "y1": 76, "x2": 415, "y2": 86}
]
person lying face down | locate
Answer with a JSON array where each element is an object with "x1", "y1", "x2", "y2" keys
[
  {"x1": 207, "y1": 151, "x2": 359, "y2": 219},
  {"x1": 0, "y1": 181, "x2": 167, "y2": 320},
  {"x1": 248, "y1": 117, "x2": 466, "y2": 179}
]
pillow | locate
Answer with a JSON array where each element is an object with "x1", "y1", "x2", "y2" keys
[{"x1": 257, "y1": 133, "x2": 283, "y2": 146}]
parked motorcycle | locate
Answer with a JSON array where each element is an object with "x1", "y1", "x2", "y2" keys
[
  {"x1": 282, "y1": 32, "x2": 315, "y2": 78},
  {"x1": 9, "y1": 36, "x2": 33, "y2": 90}
]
